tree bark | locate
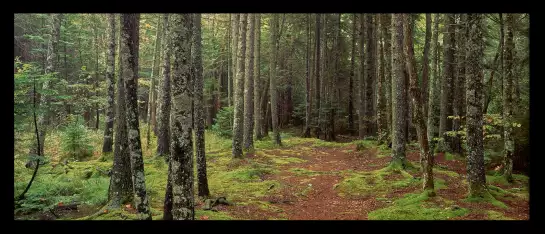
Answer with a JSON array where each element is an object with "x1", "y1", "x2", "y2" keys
[
  {"x1": 377, "y1": 15, "x2": 387, "y2": 145},
  {"x1": 109, "y1": 14, "x2": 134, "y2": 208},
  {"x1": 270, "y1": 14, "x2": 282, "y2": 145},
  {"x1": 169, "y1": 14, "x2": 195, "y2": 220},
  {"x1": 102, "y1": 14, "x2": 116, "y2": 153},
  {"x1": 254, "y1": 14, "x2": 264, "y2": 140},
  {"x1": 502, "y1": 14, "x2": 515, "y2": 182},
  {"x1": 465, "y1": 14, "x2": 488, "y2": 197},
  {"x1": 348, "y1": 14, "x2": 357, "y2": 136},
  {"x1": 438, "y1": 14, "x2": 456, "y2": 153},
  {"x1": 391, "y1": 14, "x2": 408, "y2": 168},
  {"x1": 358, "y1": 14, "x2": 365, "y2": 139},
  {"x1": 364, "y1": 14, "x2": 376, "y2": 137},
  {"x1": 403, "y1": 14, "x2": 435, "y2": 193},
  {"x1": 120, "y1": 13, "x2": 152, "y2": 220},
  {"x1": 452, "y1": 14, "x2": 467, "y2": 155},
  {"x1": 314, "y1": 14, "x2": 322, "y2": 138},
  {"x1": 232, "y1": 14, "x2": 248, "y2": 157},
  {"x1": 229, "y1": 14, "x2": 240, "y2": 107},
  {"x1": 381, "y1": 14, "x2": 392, "y2": 143},
  {"x1": 146, "y1": 15, "x2": 163, "y2": 147},
  {"x1": 421, "y1": 13, "x2": 432, "y2": 119},
  {"x1": 243, "y1": 14, "x2": 256, "y2": 150},
  {"x1": 156, "y1": 14, "x2": 171, "y2": 156},
  {"x1": 427, "y1": 14, "x2": 441, "y2": 149}
]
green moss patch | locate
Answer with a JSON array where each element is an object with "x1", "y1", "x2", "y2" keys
[
  {"x1": 335, "y1": 166, "x2": 419, "y2": 198},
  {"x1": 368, "y1": 192, "x2": 469, "y2": 220},
  {"x1": 486, "y1": 210, "x2": 514, "y2": 220}
]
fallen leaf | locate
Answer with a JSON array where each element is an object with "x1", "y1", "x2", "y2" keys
[
  {"x1": 200, "y1": 216, "x2": 209, "y2": 220},
  {"x1": 58, "y1": 202, "x2": 63, "y2": 206},
  {"x1": 125, "y1": 204, "x2": 132, "y2": 209},
  {"x1": 103, "y1": 209, "x2": 108, "y2": 213}
]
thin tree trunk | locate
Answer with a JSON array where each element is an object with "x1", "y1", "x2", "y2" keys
[
  {"x1": 438, "y1": 14, "x2": 456, "y2": 153},
  {"x1": 452, "y1": 14, "x2": 467, "y2": 155},
  {"x1": 229, "y1": 14, "x2": 240, "y2": 107},
  {"x1": 421, "y1": 13, "x2": 432, "y2": 119},
  {"x1": 243, "y1": 14, "x2": 256, "y2": 150},
  {"x1": 358, "y1": 14, "x2": 365, "y2": 139},
  {"x1": 364, "y1": 14, "x2": 376, "y2": 137},
  {"x1": 270, "y1": 14, "x2": 281, "y2": 145},
  {"x1": 483, "y1": 17, "x2": 502, "y2": 114},
  {"x1": 156, "y1": 14, "x2": 171, "y2": 156},
  {"x1": 146, "y1": 15, "x2": 163, "y2": 147},
  {"x1": 381, "y1": 14, "x2": 392, "y2": 143},
  {"x1": 102, "y1": 14, "x2": 116, "y2": 153},
  {"x1": 427, "y1": 14, "x2": 441, "y2": 149},
  {"x1": 254, "y1": 14, "x2": 264, "y2": 140},
  {"x1": 403, "y1": 14, "x2": 435, "y2": 193},
  {"x1": 391, "y1": 14, "x2": 408, "y2": 168},
  {"x1": 232, "y1": 14, "x2": 248, "y2": 157},
  {"x1": 377, "y1": 14, "x2": 387, "y2": 145},
  {"x1": 502, "y1": 14, "x2": 515, "y2": 182},
  {"x1": 348, "y1": 14, "x2": 356, "y2": 137}
]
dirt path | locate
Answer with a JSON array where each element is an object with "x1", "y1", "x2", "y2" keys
[{"x1": 223, "y1": 140, "x2": 529, "y2": 220}]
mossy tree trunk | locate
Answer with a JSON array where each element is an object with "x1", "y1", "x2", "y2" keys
[
  {"x1": 169, "y1": 14, "x2": 195, "y2": 220},
  {"x1": 232, "y1": 14, "x2": 247, "y2": 158},
  {"x1": 438, "y1": 14, "x2": 456, "y2": 153},
  {"x1": 156, "y1": 14, "x2": 171, "y2": 157},
  {"x1": 403, "y1": 14, "x2": 435, "y2": 194},
  {"x1": 109, "y1": 14, "x2": 133, "y2": 208},
  {"x1": 243, "y1": 14, "x2": 255, "y2": 150},
  {"x1": 465, "y1": 14, "x2": 488, "y2": 197},
  {"x1": 120, "y1": 13, "x2": 152, "y2": 220},
  {"x1": 102, "y1": 14, "x2": 116, "y2": 153},
  {"x1": 391, "y1": 14, "x2": 408, "y2": 168}
]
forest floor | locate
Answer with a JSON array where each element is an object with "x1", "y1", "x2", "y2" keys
[{"x1": 14, "y1": 129, "x2": 529, "y2": 220}]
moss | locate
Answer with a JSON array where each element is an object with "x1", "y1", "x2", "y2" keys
[
  {"x1": 195, "y1": 210, "x2": 235, "y2": 220},
  {"x1": 270, "y1": 156, "x2": 307, "y2": 165},
  {"x1": 464, "y1": 190, "x2": 508, "y2": 209},
  {"x1": 433, "y1": 167, "x2": 460, "y2": 178},
  {"x1": 486, "y1": 174, "x2": 511, "y2": 186},
  {"x1": 368, "y1": 192, "x2": 469, "y2": 220},
  {"x1": 486, "y1": 210, "x2": 514, "y2": 220},
  {"x1": 336, "y1": 166, "x2": 418, "y2": 198},
  {"x1": 290, "y1": 168, "x2": 337, "y2": 176}
]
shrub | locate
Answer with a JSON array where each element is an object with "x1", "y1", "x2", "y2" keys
[
  {"x1": 211, "y1": 106, "x2": 234, "y2": 138},
  {"x1": 60, "y1": 116, "x2": 94, "y2": 160}
]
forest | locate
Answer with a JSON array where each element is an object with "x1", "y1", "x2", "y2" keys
[{"x1": 13, "y1": 13, "x2": 529, "y2": 220}]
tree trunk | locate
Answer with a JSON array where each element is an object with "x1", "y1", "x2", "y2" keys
[
  {"x1": 192, "y1": 14, "x2": 210, "y2": 197},
  {"x1": 377, "y1": 14, "x2": 387, "y2": 144},
  {"x1": 421, "y1": 13, "x2": 432, "y2": 119},
  {"x1": 109, "y1": 14, "x2": 134, "y2": 208},
  {"x1": 358, "y1": 14, "x2": 366, "y2": 139},
  {"x1": 303, "y1": 14, "x2": 312, "y2": 138},
  {"x1": 229, "y1": 14, "x2": 240, "y2": 107},
  {"x1": 102, "y1": 14, "x2": 116, "y2": 153},
  {"x1": 403, "y1": 14, "x2": 435, "y2": 194},
  {"x1": 254, "y1": 14, "x2": 264, "y2": 140},
  {"x1": 146, "y1": 15, "x2": 163, "y2": 147},
  {"x1": 314, "y1": 14, "x2": 322, "y2": 138},
  {"x1": 438, "y1": 14, "x2": 456, "y2": 153},
  {"x1": 270, "y1": 14, "x2": 281, "y2": 145},
  {"x1": 465, "y1": 14, "x2": 487, "y2": 197},
  {"x1": 243, "y1": 14, "x2": 256, "y2": 150},
  {"x1": 502, "y1": 14, "x2": 515, "y2": 182},
  {"x1": 34, "y1": 13, "x2": 62, "y2": 157},
  {"x1": 156, "y1": 14, "x2": 171, "y2": 157},
  {"x1": 380, "y1": 14, "x2": 392, "y2": 143},
  {"x1": 483, "y1": 14, "x2": 503, "y2": 114},
  {"x1": 364, "y1": 14, "x2": 376, "y2": 137},
  {"x1": 232, "y1": 14, "x2": 247, "y2": 158},
  {"x1": 427, "y1": 14, "x2": 441, "y2": 149},
  {"x1": 452, "y1": 14, "x2": 467, "y2": 155},
  {"x1": 120, "y1": 13, "x2": 152, "y2": 220},
  {"x1": 391, "y1": 14, "x2": 408, "y2": 168},
  {"x1": 169, "y1": 14, "x2": 195, "y2": 220},
  {"x1": 347, "y1": 14, "x2": 356, "y2": 136}
]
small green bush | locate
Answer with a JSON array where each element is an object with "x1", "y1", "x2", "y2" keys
[
  {"x1": 211, "y1": 106, "x2": 234, "y2": 138},
  {"x1": 60, "y1": 117, "x2": 94, "y2": 160}
]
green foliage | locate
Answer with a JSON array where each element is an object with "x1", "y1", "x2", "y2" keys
[
  {"x1": 211, "y1": 106, "x2": 234, "y2": 138},
  {"x1": 60, "y1": 116, "x2": 94, "y2": 160}
]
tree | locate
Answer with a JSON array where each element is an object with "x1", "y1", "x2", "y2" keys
[
  {"x1": 403, "y1": 14, "x2": 435, "y2": 194},
  {"x1": 391, "y1": 14, "x2": 408, "y2": 168},
  {"x1": 102, "y1": 14, "x2": 116, "y2": 153},
  {"x1": 303, "y1": 14, "x2": 312, "y2": 138},
  {"x1": 156, "y1": 14, "x2": 171, "y2": 157},
  {"x1": 502, "y1": 14, "x2": 515, "y2": 182},
  {"x1": 229, "y1": 14, "x2": 240, "y2": 107},
  {"x1": 146, "y1": 15, "x2": 163, "y2": 147},
  {"x1": 465, "y1": 13, "x2": 487, "y2": 197},
  {"x1": 169, "y1": 13, "x2": 195, "y2": 220},
  {"x1": 34, "y1": 13, "x2": 62, "y2": 157},
  {"x1": 254, "y1": 14, "x2": 264, "y2": 140},
  {"x1": 358, "y1": 14, "x2": 365, "y2": 139},
  {"x1": 451, "y1": 14, "x2": 467, "y2": 155},
  {"x1": 364, "y1": 14, "x2": 376, "y2": 137},
  {"x1": 314, "y1": 14, "x2": 322, "y2": 138},
  {"x1": 232, "y1": 14, "x2": 247, "y2": 158},
  {"x1": 377, "y1": 14, "x2": 387, "y2": 144},
  {"x1": 438, "y1": 14, "x2": 456, "y2": 153},
  {"x1": 380, "y1": 14, "x2": 392, "y2": 142},
  {"x1": 243, "y1": 14, "x2": 256, "y2": 150},
  {"x1": 427, "y1": 14, "x2": 441, "y2": 149},
  {"x1": 421, "y1": 13, "x2": 432, "y2": 119},
  {"x1": 109, "y1": 14, "x2": 134, "y2": 208},
  {"x1": 120, "y1": 13, "x2": 152, "y2": 220},
  {"x1": 348, "y1": 14, "x2": 356, "y2": 136},
  {"x1": 270, "y1": 14, "x2": 282, "y2": 145},
  {"x1": 192, "y1": 14, "x2": 210, "y2": 197}
]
